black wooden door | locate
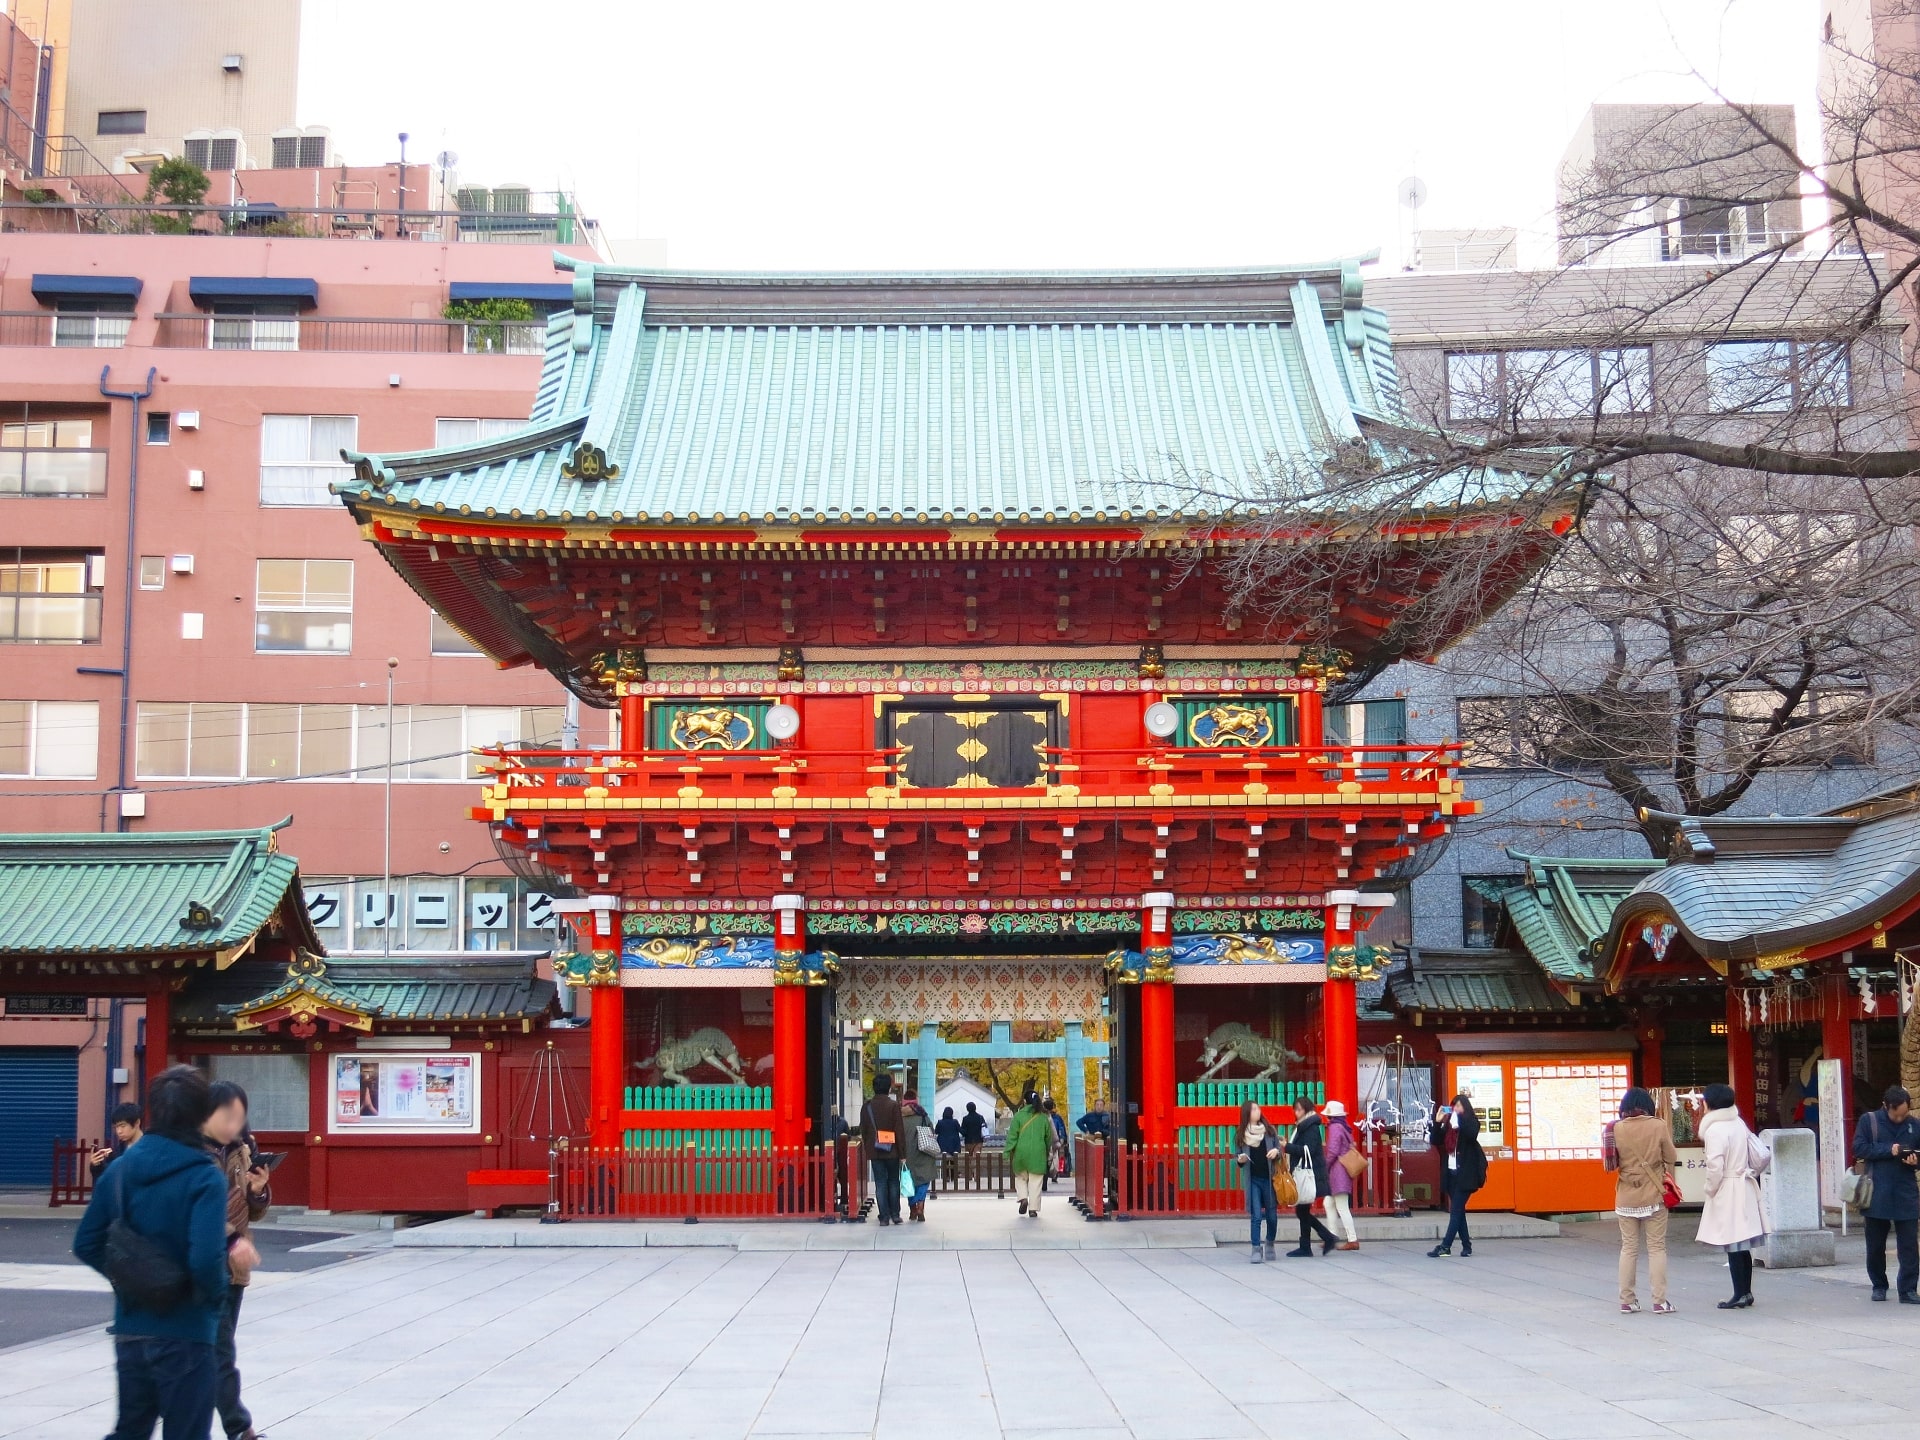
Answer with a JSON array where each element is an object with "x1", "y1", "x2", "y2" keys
[{"x1": 887, "y1": 703, "x2": 1055, "y2": 789}]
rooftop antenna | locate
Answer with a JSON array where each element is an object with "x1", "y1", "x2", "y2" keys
[{"x1": 1397, "y1": 176, "x2": 1427, "y2": 271}]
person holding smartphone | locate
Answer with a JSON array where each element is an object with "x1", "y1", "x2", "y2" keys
[
  {"x1": 1852, "y1": 1084, "x2": 1920, "y2": 1303},
  {"x1": 1427, "y1": 1094, "x2": 1487, "y2": 1258},
  {"x1": 204, "y1": 1081, "x2": 271, "y2": 1440}
]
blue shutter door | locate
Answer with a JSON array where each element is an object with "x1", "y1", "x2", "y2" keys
[{"x1": 0, "y1": 1047, "x2": 80, "y2": 1186}]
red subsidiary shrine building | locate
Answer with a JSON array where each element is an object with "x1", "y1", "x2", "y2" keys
[{"x1": 337, "y1": 259, "x2": 1570, "y2": 1194}]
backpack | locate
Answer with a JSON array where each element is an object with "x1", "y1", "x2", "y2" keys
[{"x1": 101, "y1": 1164, "x2": 191, "y2": 1314}]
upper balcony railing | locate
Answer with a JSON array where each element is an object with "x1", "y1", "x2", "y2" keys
[
  {"x1": 0, "y1": 196, "x2": 604, "y2": 251},
  {"x1": 150, "y1": 314, "x2": 546, "y2": 355},
  {"x1": 0, "y1": 312, "x2": 132, "y2": 349},
  {"x1": 478, "y1": 742, "x2": 1461, "y2": 810}
]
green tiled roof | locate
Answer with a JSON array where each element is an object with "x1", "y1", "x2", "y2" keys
[
  {"x1": 175, "y1": 957, "x2": 556, "y2": 1028},
  {"x1": 337, "y1": 260, "x2": 1446, "y2": 525},
  {"x1": 1383, "y1": 947, "x2": 1573, "y2": 1015},
  {"x1": 0, "y1": 823, "x2": 319, "y2": 958},
  {"x1": 1496, "y1": 851, "x2": 1664, "y2": 984}
]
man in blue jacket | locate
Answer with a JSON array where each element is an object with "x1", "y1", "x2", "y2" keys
[
  {"x1": 75, "y1": 1063, "x2": 251, "y2": 1436},
  {"x1": 1852, "y1": 1084, "x2": 1920, "y2": 1304}
]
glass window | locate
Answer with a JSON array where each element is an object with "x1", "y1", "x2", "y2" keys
[
  {"x1": 134, "y1": 702, "x2": 190, "y2": 777},
  {"x1": 255, "y1": 559, "x2": 352, "y2": 652},
  {"x1": 0, "y1": 555, "x2": 102, "y2": 643},
  {"x1": 138, "y1": 556, "x2": 165, "y2": 589},
  {"x1": 0, "y1": 419, "x2": 107, "y2": 498},
  {"x1": 53, "y1": 309, "x2": 131, "y2": 349},
  {"x1": 0, "y1": 699, "x2": 98, "y2": 777},
  {"x1": 259, "y1": 415, "x2": 356, "y2": 506},
  {"x1": 465, "y1": 879, "x2": 513, "y2": 950},
  {"x1": 408, "y1": 705, "x2": 465, "y2": 781},
  {"x1": 1445, "y1": 352, "x2": 1503, "y2": 422},
  {"x1": 146, "y1": 412, "x2": 170, "y2": 444},
  {"x1": 244, "y1": 703, "x2": 300, "y2": 777},
  {"x1": 97, "y1": 109, "x2": 147, "y2": 135},
  {"x1": 211, "y1": 306, "x2": 299, "y2": 353},
  {"x1": 298, "y1": 704, "x2": 353, "y2": 777},
  {"x1": 430, "y1": 613, "x2": 483, "y2": 656},
  {"x1": 1461, "y1": 876, "x2": 1516, "y2": 949},
  {"x1": 434, "y1": 417, "x2": 524, "y2": 447},
  {"x1": 1706, "y1": 340, "x2": 1793, "y2": 413},
  {"x1": 1507, "y1": 349, "x2": 1594, "y2": 419}
]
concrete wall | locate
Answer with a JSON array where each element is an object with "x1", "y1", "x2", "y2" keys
[{"x1": 64, "y1": 0, "x2": 299, "y2": 168}]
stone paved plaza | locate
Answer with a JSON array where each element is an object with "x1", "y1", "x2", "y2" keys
[{"x1": 1, "y1": 1209, "x2": 1915, "y2": 1439}]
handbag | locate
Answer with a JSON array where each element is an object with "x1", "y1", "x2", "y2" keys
[
  {"x1": 1336, "y1": 1133, "x2": 1368, "y2": 1181},
  {"x1": 1848, "y1": 1113, "x2": 1879, "y2": 1210},
  {"x1": 1271, "y1": 1152, "x2": 1298, "y2": 1208},
  {"x1": 101, "y1": 1165, "x2": 190, "y2": 1314},
  {"x1": 1661, "y1": 1172, "x2": 1682, "y2": 1210},
  {"x1": 915, "y1": 1120, "x2": 941, "y2": 1159},
  {"x1": 1291, "y1": 1149, "x2": 1319, "y2": 1206}
]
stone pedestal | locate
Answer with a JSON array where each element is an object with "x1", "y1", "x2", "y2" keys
[{"x1": 1758, "y1": 1127, "x2": 1835, "y2": 1268}]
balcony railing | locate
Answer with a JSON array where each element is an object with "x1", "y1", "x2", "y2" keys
[
  {"x1": 479, "y1": 742, "x2": 1461, "y2": 810},
  {"x1": 0, "y1": 449, "x2": 109, "y2": 497},
  {"x1": 0, "y1": 592, "x2": 103, "y2": 643},
  {"x1": 0, "y1": 197, "x2": 605, "y2": 254},
  {"x1": 0, "y1": 311, "x2": 131, "y2": 349},
  {"x1": 152, "y1": 314, "x2": 546, "y2": 354}
]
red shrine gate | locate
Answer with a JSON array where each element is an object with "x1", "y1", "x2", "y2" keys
[{"x1": 337, "y1": 259, "x2": 1570, "y2": 1214}]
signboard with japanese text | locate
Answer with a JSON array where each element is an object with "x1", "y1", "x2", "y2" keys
[
  {"x1": 469, "y1": 890, "x2": 510, "y2": 931},
  {"x1": 1817, "y1": 1057, "x2": 1846, "y2": 1211},
  {"x1": 328, "y1": 1052, "x2": 479, "y2": 1134},
  {"x1": 303, "y1": 887, "x2": 343, "y2": 930},
  {"x1": 1456, "y1": 1063, "x2": 1506, "y2": 1147}
]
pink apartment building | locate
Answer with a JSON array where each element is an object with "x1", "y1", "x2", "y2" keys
[{"x1": 0, "y1": 231, "x2": 608, "y2": 1178}]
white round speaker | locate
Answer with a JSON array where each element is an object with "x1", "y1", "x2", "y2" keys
[
  {"x1": 763, "y1": 703, "x2": 801, "y2": 741},
  {"x1": 1144, "y1": 701, "x2": 1180, "y2": 739}
]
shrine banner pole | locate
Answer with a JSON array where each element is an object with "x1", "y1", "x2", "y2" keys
[
  {"x1": 1139, "y1": 891, "x2": 1176, "y2": 1149},
  {"x1": 772, "y1": 895, "x2": 809, "y2": 1149},
  {"x1": 1321, "y1": 895, "x2": 1359, "y2": 1112}
]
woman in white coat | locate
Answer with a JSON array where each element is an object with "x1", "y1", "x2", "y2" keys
[{"x1": 1695, "y1": 1082, "x2": 1770, "y2": 1309}]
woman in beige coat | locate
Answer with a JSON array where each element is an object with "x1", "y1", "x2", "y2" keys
[
  {"x1": 1612, "y1": 1087, "x2": 1678, "y2": 1313},
  {"x1": 1696, "y1": 1082, "x2": 1770, "y2": 1310}
]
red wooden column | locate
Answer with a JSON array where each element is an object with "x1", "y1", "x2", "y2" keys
[
  {"x1": 143, "y1": 973, "x2": 172, "y2": 1092},
  {"x1": 618, "y1": 690, "x2": 645, "y2": 754},
  {"x1": 1820, "y1": 973, "x2": 1853, "y2": 1160},
  {"x1": 1726, "y1": 981, "x2": 1756, "y2": 1120},
  {"x1": 1139, "y1": 891, "x2": 1176, "y2": 1149},
  {"x1": 1636, "y1": 1011, "x2": 1665, "y2": 1089},
  {"x1": 1321, "y1": 892, "x2": 1359, "y2": 1112},
  {"x1": 771, "y1": 894, "x2": 809, "y2": 1149},
  {"x1": 1298, "y1": 681, "x2": 1326, "y2": 748},
  {"x1": 583, "y1": 897, "x2": 625, "y2": 1150}
]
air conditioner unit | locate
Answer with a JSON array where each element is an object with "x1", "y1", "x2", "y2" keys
[
  {"x1": 177, "y1": 411, "x2": 201, "y2": 430},
  {"x1": 170, "y1": 554, "x2": 194, "y2": 574},
  {"x1": 87, "y1": 555, "x2": 108, "y2": 588}
]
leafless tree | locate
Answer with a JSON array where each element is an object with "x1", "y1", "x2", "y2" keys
[{"x1": 1179, "y1": 48, "x2": 1920, "y2": 853}]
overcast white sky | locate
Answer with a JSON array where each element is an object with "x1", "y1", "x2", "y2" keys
[{"x1": 298, "y1": 0, "x2": 1820, "y2": 271}]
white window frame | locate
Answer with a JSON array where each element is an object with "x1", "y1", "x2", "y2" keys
[
  {"x1": 254, "y1": 558, "x2": 354, "y2": 654},
  {"x1": 0, "y1": 698, "x2": 99, "y2": 778},
  {"x1": 259, "y1": 415, "x2": 357, "y2": 507},
  {"x1": 433, "y1": 417, "x2": 526, "y2": 447}
]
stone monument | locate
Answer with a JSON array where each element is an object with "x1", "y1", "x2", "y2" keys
[{"x1": 1758, "y1": 1127, "x2": 1836, "y2": 1268}]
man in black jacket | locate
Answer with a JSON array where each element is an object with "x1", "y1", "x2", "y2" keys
[
  {"x1": 88, "y1": 1101, "x2": 144, "y2": 1181},
  {"x1": 1853, "y1": 1085, "x2": 1920, "y2": 1303},
  {"x1": 74, "y1": 1065, "x2": 256, "y2": 1438}
]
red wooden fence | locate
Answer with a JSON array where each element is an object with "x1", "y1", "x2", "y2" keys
[{"x1": 49, "y1": 1140, "x2": 96, "y2": 1207}]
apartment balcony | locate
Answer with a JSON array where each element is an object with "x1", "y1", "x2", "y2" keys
[
  {"x1": 148, "y1": 314, "x2": 545, "y2": 354},
  {"x1": 475, "y1": 742, "x2": 1471, "y2": 901},
  {"x1": 0, "y1": 311, "x2": 130, "y2": 348}
]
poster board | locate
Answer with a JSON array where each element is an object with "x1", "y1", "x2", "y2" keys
[{"x1": 328, "y1": 1052, "x2": 481, "y2": 1135}]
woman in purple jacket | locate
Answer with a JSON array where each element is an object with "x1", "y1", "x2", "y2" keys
[{"x1": 1321, "y1": 1100, "x2": 1360, "y2": 1251}]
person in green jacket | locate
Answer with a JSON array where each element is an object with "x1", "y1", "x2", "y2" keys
[{"x1": 1006, "y1": 1089, "x2": 1055, "y2": 1218}]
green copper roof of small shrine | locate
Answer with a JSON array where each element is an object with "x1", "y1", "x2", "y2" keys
[
  {"x1": 1598, "y1": 805, "x2": 1920, "y2": 968},
  {"x1": 175, "y1": 957, "x2": 556, "y2": 1029},
  {"x1": 1483, "y1": 851, "x2": 1664, "y2": 984},
  {"x1": 0, "y1": 823, "x2": 320, "y2": 958},
  {"x1": 1383, "y1": 947, "x2": 1574, "y2": 1015},
  {"x1": 335, "y1": 258, "x2": 1462, "y2": 524}
]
